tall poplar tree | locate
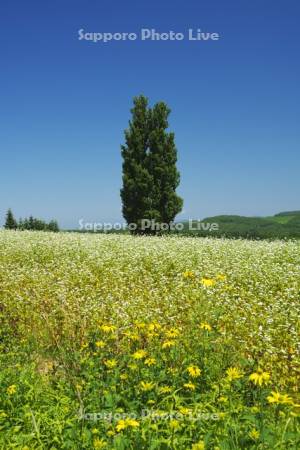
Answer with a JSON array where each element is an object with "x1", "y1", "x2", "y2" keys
[
  {"x1": 148, "y1": 101, "x2": 183, "y2": 224},
  {"x1": 121, "y1": 95, "x2": 183, "y2": 234}
]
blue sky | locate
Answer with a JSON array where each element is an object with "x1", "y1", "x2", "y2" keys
[{"x1": 0, "y1": 0, "x2": 299, "y2": 228}]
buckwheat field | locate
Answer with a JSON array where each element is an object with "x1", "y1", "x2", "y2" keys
[{"x1": 0, "y1": 231, "x2": 299, "y2": 449}]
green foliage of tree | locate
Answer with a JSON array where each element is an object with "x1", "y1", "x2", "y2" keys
[
  {"x1": 121, "y1": 95, "x2": 153, "y2": 232},
  {"x1": 4, "y1": 209, "x2": 17, "y2": 230},
  {"x1": 48, "y1": 220, "x2": 59, "y2": 232},
  {"x1": 121, "y1": 95, "x2": 183, "y2": 234}
]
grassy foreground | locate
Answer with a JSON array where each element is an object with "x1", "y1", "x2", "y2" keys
[{"x1": 0, "y1": 231, "x2": 299, "y2": 449}]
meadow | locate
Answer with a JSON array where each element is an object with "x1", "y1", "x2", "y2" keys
[{"x1": 0, "y1": 231, "x2": 299, "y2": 449}]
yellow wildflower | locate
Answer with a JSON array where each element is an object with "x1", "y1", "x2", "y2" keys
[
  {"x1": 267, "y1": 391, "x2": 281, "y2": 404},
  {"x1": 192, "y1": 441, "x2": 205, "y2": 450},
  {"x1": 201, "y1": 278, "x2": 215, "y2": 287},
  {"x1": 116, "y1": 418, "x2": 139, "y2": 432},
  {"x1": 199, "y1": 322, "x2": 212, "y2": 332},
  {"x1": 148, "y1": 322, "x2": 161, "y2": 331},
  {"x1": 104, "y1": 359, "x2": 117, "y2": 369},
  {"x1": 162, "y1": 340, "x2": 175, "y2": 349},
  {"x1": 249, "y1": 369, "x2": 270, "y2": 386},
  {"x1": 132, "y1": 349, "x2": 147, "y2": 359},
  {"x1": 169, "y1": 419, "x2": 180, "y2": 430},
  {"x1": 179, "y1": 407, "x2": 191, "y2": 415},
  {"x1": 107, "y1": 430, "x2": 115, "y2": 437},
  {"x1": 216, "y1": 274, "x2": 226, "y2": 281},
  {"x1": 226, "y1": 367, "x2": 243, "y2": 382},
  {"x1": 249, "y1": 429, "x2": 260, "y2": 440},
  {"x1": 281, "y1": 394, "x2": 294, "y2": 404},
  {"x1": 123, "y1": 331, "x2": 139, "y2": 341},
  {"x1": 100, "y1": 325, "x2": 116, "y2": 333},
  {"x1": 184, "y1": 382, "x2": 196, "y2": 391},
  {"x1": 148, "y1": 332, "x2": 159, "y2": 339},
  {"x1": 7, "y1": 385, "x2": 17, "y2": 395},
  {"x1": 165, "y1": 328, "x2": 180, "y2": 338},
  {"x1": 140, "y1": 381, "x2": 155, "y2": 391},
  {"x1": 187, "y1": 365, "x2": 201, "y2": 378},
  {"x1": 95, "y1": 340, "x2": 105, "y2": 348},
  {"x1": 126, "y1": 418, "x2": 140, "y2": 429},
  {"x1": 183, "y1": 270, "x2": 195, "y2": 279},
  {"x1": 158, "y1": 386, "x2": 172, "y2": 394},
  {"x1": 267, "y1": 391, "x2": 293, "y2": 405},
  {"x1": 93, "y1": 438, "x2": 107, "y2": 449},
  {"x1": 144, "y1": 357, "x2": 156, "y2": 366}
]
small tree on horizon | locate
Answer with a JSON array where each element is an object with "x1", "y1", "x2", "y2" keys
[
  {"x1": 48, "y1": 220, "x2": 59, "y2": 232},
  {"x1": 121, "y1": 95, "x2": 183, "y2": 234},
  {"x1": 29, "y1": 216, "x2": 34, "y2": 230},
  {"x1": 4, "y1": 209, "x2": 18, "y2": 230}
]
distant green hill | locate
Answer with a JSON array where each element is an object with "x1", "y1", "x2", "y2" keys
[
  {"x1": 266, "y1": 211, "x2": 300, "y2": 224},
  {"x1": 275, "y1": 211, "x2": 300, "y2": 217},
  {"x1": 178, "y1": 211, "x2": 300, "y2": 239}
]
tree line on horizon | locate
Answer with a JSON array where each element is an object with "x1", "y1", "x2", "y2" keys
[{"x1": 4, "y1": 209, "x2": 59, "y2": 232}]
